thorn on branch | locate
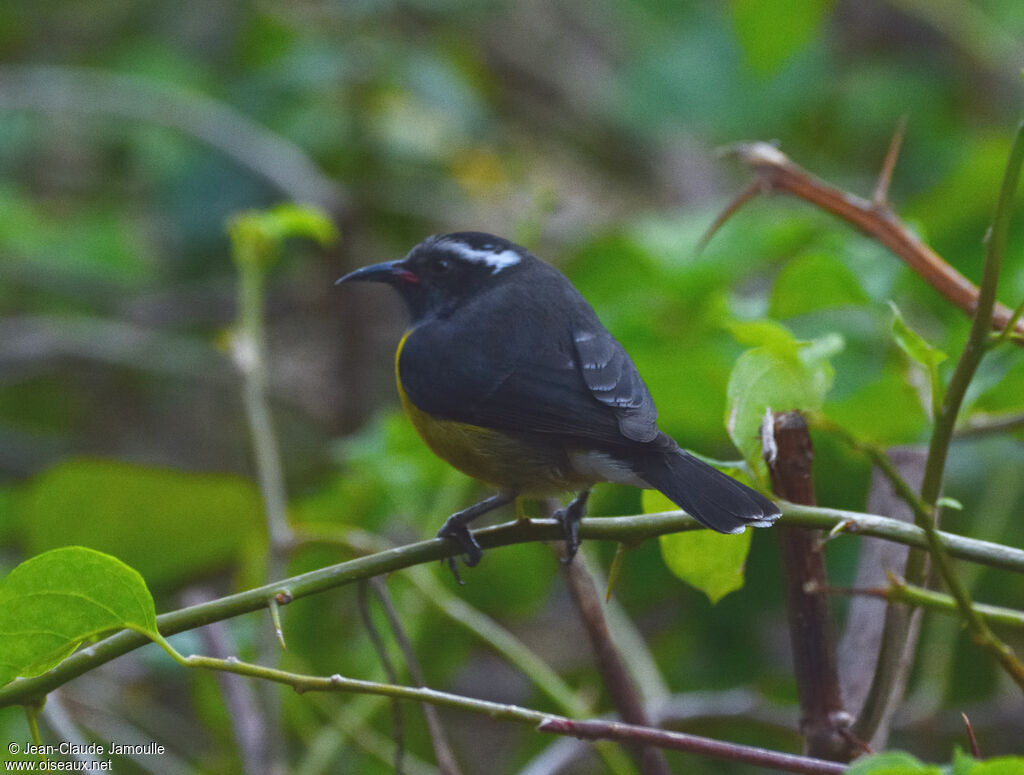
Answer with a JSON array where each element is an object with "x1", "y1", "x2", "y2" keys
[
  {"x1": 872, "y1": 116, "x2": 908, "y2": 208},
  {"x1": 709, "y1": 138, "x2": 1024, "y2": 343},
  {"x1": 962, "y1": 712, "x2": 981, "y2": 758}
]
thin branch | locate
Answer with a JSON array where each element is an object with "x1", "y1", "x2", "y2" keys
[
  {"x1": 229, "y1": 221, "x2": 295, "y2": 773},
  {"x1": 831, "y1": 580, "x2": 1024, "y2": 630},
  {"x1": 536, "y1": 718, "x2": 845, "y2": 775},
  {"x1": 858, "y1": 119, "x2": 1024, "y2": 740},
  {"x1": 913, "y1": 119, "x2": 1024, "y2": 688},
  {"x1": 811, "y1": 416, "x2": 933, "y2": 525},
  {"x1": 715, "y1": 141, "x2": 1024, "y2": 341},
  {"x1": 356, "y1": 582, "x2": 407, "y2": 775},
  {"x1": 954, "y1": 410, "x2": 1024, "y2": 438},
  {"x1": 161, "y1": 644, "x2": 849, "y2": 775},
  {"x1": 3, "y1": 506, "x2": 1024, "y2": 709},
  {"x1": 560, "y1": 550, "x2": 672, "y2": 775},
  {"x1": 370, "y1": 579, "x2": 462, "y2": 775},
  {"x1": 332, "y1": 529, "x2": 592, "y2": 717},
  {"x1": 836, "y1": 447, "x2": 924, "y2": 749},
  {"x1": 182, "y1": 589, "x2": 266, "y2": 774}
]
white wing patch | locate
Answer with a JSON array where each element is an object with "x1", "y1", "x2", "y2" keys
[{"x1": 444, "y1": 240, "x2": 521, "y2": 273}]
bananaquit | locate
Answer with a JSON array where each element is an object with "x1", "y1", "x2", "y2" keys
[{"x1": 337, "y1": 232, "x2": 780, "y2": 575}]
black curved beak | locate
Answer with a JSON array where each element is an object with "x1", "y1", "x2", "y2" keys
[{"x1": 336, "y1": 260, "x2": 419, "y2": 286}]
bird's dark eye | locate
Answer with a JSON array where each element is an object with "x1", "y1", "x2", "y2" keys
[{"x1": 434, "y1": 257, "x2": 451, "y2": 273}]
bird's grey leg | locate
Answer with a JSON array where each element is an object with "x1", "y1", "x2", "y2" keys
[
  {"x1": 437, "y1": 491, "x2": 516, "y2": 583},
  {"x1": 555, "y1": 488, "x2": 590, "y2": 564}
]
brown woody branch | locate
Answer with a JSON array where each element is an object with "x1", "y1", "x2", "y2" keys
[
  {"x1": 560, "y1": 549, "x2": 672, "y2": 775},
  {"x1": 711, "y1": 140, "x2": 1024, "y2": 343},
  {"x1": 537, "y1": 717, "x2": 846, "y2": 775},
  {"x1": 765, "y1": 412, "x2": 857, "y2": 762}
]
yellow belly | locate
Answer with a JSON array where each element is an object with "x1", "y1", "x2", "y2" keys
[{"x1": 395, "y1": 331, "x2": 580, "y2": 494}]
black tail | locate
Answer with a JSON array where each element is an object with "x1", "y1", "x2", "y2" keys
[{"x1": 635, "y1": 447, "x2": 781, "y2": 534}]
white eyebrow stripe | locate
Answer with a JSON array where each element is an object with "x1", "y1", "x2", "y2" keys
[{"x1": 444, "y1": 241, "x2": 521, "y2": 273}]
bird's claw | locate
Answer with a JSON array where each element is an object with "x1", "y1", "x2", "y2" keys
[
  {"x1": 437, "y1": 519, "x2": 482, "y2": 584},
  {"x1": 555, "y1": 489, "x2": 589, "y2": 565},
  {"x1": 555, "y1": 506, "x2": 580, "y2": 564}
]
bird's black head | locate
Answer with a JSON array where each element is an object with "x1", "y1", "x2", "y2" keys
[{"x1": 336, "y1": 232, "x2": 530, "y2": 322}]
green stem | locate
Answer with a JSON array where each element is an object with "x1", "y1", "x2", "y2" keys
[
  {"x1": 811, "y1": 416, "x2": 933, "y2": 524},
  {"x1": 25, "y1": 705, "x2": 42, "y2": 750},
  {"x1": 234, "y1": 259, "x2": 293, "y2": 565},
  {"x1": 230, "y1": 223, "x2": 293, "y2": 773},
  {"x1": 3, "y1": 506, "x2": 1024, "y2": 710},
  {"x1": 856, "y1": 121, "x2": 1024, "y2": 740},
  {"x1": 155, "y1": 644, "x2": 846, "y2": 775},
  {"x1": 834, "y1": 580, "x2": 1024, "y2": 630},
  {"x1": 990, "y1": 294, "x2": 1024, "y2": 348}
]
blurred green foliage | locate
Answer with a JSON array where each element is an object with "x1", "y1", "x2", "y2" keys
[{"x1": 1, "y1": 0, "x2": 1023, "y2": 772}]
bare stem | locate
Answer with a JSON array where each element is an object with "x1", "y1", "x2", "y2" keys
[
  {"x1": 156, "y1": 638, "x2": 848, "y2": 775},
  {"x1": 3, "y1": 506, "x2": 1024, "y2": 710},
  {"x1": 857, "y1": 121, "x2": 1024, "y2": 740},
  {"x1": 561, "y1": 550, "x2": 671, "y2": 775},
  {"x1": 832, "y1": 579, "x2": 1024, "y2": 630}
]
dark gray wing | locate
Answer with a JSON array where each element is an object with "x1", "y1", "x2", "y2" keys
[
  {"x1": 399, "y1": 289, "x2": 659, "y2": 446},
  {"x1": 572, "y1": 328, "x2": 658, "y2": 442}
]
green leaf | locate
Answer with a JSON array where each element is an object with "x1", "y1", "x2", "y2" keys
[
  {"x1": 727, "y1": 318, "x2": 802, "y2": 352},
  {"x1": 14, "y1": 459, "x2": 265, "y2": 589},
  {"x1": 825, "y1": 371, "x2": 928, "y2": 445},
  {"x1": 646, "y1": 490, "x2": 752, "y2": 603},
  {"x1": 844, "y1": 751, "x2": 938, "y2": 774},
  {"x1": 769, "y1": 251, "x2": 870, "y2": 318},
  {"x1": 228, "y1": 203, "x2": 338, "y2": 268},
  {"x1": 889, "y1": 301, "x2": 948, "y2": 371},
  {"x1": 953, "y1": 745, "x2": 1024, "y2": 775},
  {"x1": 889, "y1": 301, "x2": 947, "y2": 413},
  {"x1": 730, "y1": 0, "x2": 833, "y2": 76},
  {"x1": 726, "y1": 323, "x2": 840, "y2": 473},
  {"x1": 0, "y1": 547, "x2": 159, "y2": 688}
]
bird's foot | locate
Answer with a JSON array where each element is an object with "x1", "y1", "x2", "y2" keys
[
  {"x1": 436, "y1": 518, "x2": 482, "y2": 585},
  {"x1": 435, "y1": 492, "x2": 516, "y2": 583},
  {"x1": 554, "y1": 489, "x2": 590, "y2": 564}
]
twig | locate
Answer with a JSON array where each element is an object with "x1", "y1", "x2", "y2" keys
[
  {"x1": 356, "y1": 582, "x2": 406, "y2": 775},
  {"x1": 837, "y1": 447, "x2": 925, "y2": 749},
  {"x1": 561, "y1": 550, "x2": 672, "y2": 775},
  {"x1": 831, "y1": 580, "x2": 1024, "y2": 630},
  {"x1": 954, "y1": 410, "x2": 1024, "y2": 438},
  {"x1": 714, "y1": 141, "x2": 1024, "y2": 341},
  {"x1": 536, "y1": 718, "x2": 845, "y2": 775},
  {"x1": 370, "y1": 578, "x2": 462, "y2": 775},
  {"x1": 857, "y1": 120, "x2": 1024, "y2": 741},
  {"x1": 182, "y1": 589, "x2": 267, "y2": 774},
  {"x1": 765, "y1": 412, "x2": 853, "y2": 761},
  {"x1": 157, "y1": 642, "x2": 849, "y2": 775},
  {"x1": 811, "y1": 416, "x2": 933, "y2": 525},
  {"x1": 231, "y1": 253, "x2": 294, "y2": 568},
  {"x1": 4, "y1": 506, "x2": 1024, "y2": 709}
]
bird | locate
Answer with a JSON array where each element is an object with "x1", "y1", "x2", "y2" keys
[{"x1": 337, "y1": 232, "x2": 780, "y2": 579}]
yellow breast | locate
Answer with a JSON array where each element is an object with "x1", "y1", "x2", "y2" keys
[{"x1": 394, "y1": 331, "x2": 579, "y2": 494}]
